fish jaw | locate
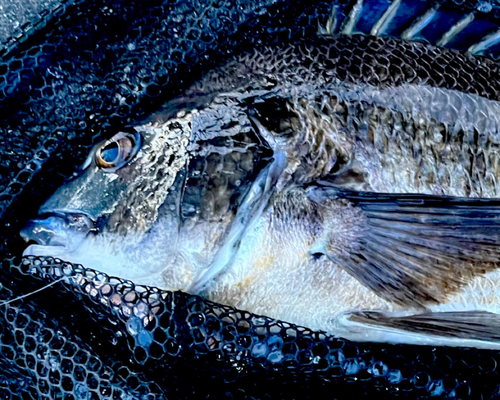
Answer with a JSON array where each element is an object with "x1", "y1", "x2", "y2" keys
[
  {"x1": 20, "y1": 205, "x2": 199, "y2": 290},
  {"x1": 22, "y1": 226, "x2": 158, "y2": 286},
  {"x1": 23, "y1": 244, "x2": 75, "y2": 258},
  {"x1": 20, "y1": 211, "x2": 111, "y2": 273},
  {"x1": 21, "y1": 213, "x2": 95, "y2": 253}
]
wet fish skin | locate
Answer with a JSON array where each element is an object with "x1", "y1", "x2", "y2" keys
[
  {"x1": 251, "y1": 85, "x2": 500, "y2": 198},
  {"x1": 21, "y1": 35, "x2": 500, "y2": 349}
]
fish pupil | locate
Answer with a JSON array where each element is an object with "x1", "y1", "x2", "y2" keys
[{"x1": 101, "y1": 142, "x2": 120, "y2": 164}]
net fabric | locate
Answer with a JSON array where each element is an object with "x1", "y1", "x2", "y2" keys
[
  {"x1": 2, "y1": 0, "x2": 500, "y2": 398},
  {"x1": 3, "y1": 256, "x2": 500, "y2": 399},
  {"x1": 0, "y1": 267, "x2": 163, "y2": 399},
  {"x1": 0, "y1": 0, "x2": 87, "y2": 56}
]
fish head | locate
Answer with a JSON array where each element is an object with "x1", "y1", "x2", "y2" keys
[{"x1": 21, "y1": 116, "x2": 192, "y2": 285}]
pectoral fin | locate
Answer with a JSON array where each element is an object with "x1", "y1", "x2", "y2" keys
[
  {"x1": 341, "y1": 311, "x2": 500, "y2": 348},
  {"x1": 310, "y1": 187, "x2": 500, "y2": 307}
]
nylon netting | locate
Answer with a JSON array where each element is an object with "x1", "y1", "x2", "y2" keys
[{"x1": 2, "y1": 0, "x2": 500, "y2": 398}]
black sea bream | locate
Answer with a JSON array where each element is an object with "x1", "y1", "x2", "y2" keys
[{"x1": 21, "y1": 35, "x2": 500, "y2": 349}]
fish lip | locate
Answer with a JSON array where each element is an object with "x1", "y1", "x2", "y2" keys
[
  {"x1": 37, "y1": 207, "x2": 99, "y2": 224},
  {"x1": 20, "y1": 210, "x2": 97, "y2": 255},
  {"x1": 22, "y1": 243, "x2": 68, "y2": 257},
  {"x1": 40, "y1": 209, "x2": 98, "y2": 232}
]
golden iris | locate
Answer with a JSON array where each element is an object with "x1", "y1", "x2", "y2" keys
[{"x1": 95, "y1": 131, "x2": 140, "y2": 170}]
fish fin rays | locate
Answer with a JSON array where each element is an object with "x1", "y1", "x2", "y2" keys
[
  {"x1": 311, "y1": 187, "x2": 500, "y2": 307},
  {"x1": 343, "y1": 311, "x2": 500, "y2": 346}
]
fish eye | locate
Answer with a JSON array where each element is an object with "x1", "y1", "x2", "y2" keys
[{"x1": 95, "y1": 131, "x2": 141, "y2": 171}]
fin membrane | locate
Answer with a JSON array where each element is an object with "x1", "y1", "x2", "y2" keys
[
  {"x1": 348, "y1": 311, "x2": 500, "y2": 342},
  {"x1": 312, "y1": 187, "x2": 500, "y2": 307}
]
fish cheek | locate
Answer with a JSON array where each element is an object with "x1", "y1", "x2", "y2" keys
[
  {"x1": 68, "y1": 232, "x2": 150, "y2": 282},
  {"x1": 103, "y1": 122, "x2": 191, "y2": 235},
  {"x1": 81, "y1": 168, "x2": 140, "y2": 235}
]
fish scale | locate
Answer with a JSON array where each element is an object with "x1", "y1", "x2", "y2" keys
[
  {"x1": 183, "y1": 131, "x2": 271, "y2": 221},
  {"x1": 19, "y1": 33, "x2": 500, "y2": 350},
  {"x1": 251, "y1": 86, "x2": 500, "y2": 197},
  {"x1": 6, "y1": 0, "x2": 500, "y2": 398}
]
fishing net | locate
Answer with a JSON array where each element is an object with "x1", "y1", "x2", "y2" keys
[
  {"x1": 2, "y1": 0, "x2": 500, "y2": 398},
  {"x1": 3, "y1": 255, "x2": 500, "y2": 399}
]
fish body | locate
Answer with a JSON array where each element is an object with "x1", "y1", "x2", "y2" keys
[{"x1": 21, "y1": 35, "x2": 500, "y2": 349}]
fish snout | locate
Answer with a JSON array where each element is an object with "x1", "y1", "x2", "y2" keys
[{"x1": 20, "y1": 212, "x2": 95, "y2": 251}]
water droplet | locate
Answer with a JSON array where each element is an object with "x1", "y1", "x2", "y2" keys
[
  {"x1": 387, "y1": 369, "x2": 403, "y2": 384},
  {"x1": 430, "y1": 380, "x2": 445, "y2": 396},
  {"x1": 251, "y1": 342, "x2": 267, "y2": 358},
  {"x1": 48, "y1": 356, "x2": 59, "y2": 372},
  {"x1": 133, "y1": 302, "x2": 148, "y2": 318},
  {"x1": 477, "y1": 1, "x2": 492, "y2": 12},
  {"x1": 75, "y1": 383, "x2": 90, "y2": 399},
  {"x1": 137, "y1": 330, "x2": 153, "y2": 348},
  {"x1": 267, "y1": 350, "x2": 284, "y2": 363},
  {"x1": 126, "y1": 317, "x2": 142, "y2": 336}
]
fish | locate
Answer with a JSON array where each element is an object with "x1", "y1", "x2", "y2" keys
[{"x1": 20, "y1": 34, "x2": 500, "y2": 350}]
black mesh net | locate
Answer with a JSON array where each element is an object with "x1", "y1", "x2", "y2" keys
[
  {"x1": 3, "y1": 0, "x2": 500, "y2": 398},
  {"x1": 4, "y1": 256, "x2": 500, "y2": 399}
]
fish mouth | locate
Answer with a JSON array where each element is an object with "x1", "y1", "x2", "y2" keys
[{"x1": 20, "y1": 211, "x2": 96, "y2": 256}]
